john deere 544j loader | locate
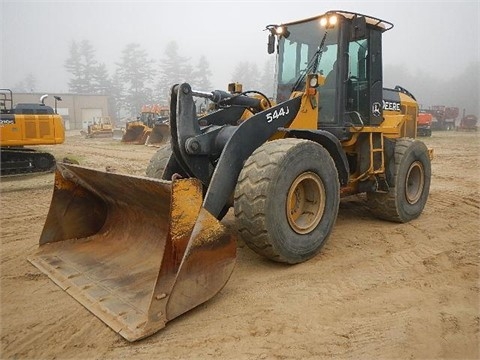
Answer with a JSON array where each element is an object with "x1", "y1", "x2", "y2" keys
[{"x1": 29, "y1": 10, "x2": 432, "y2": 341}]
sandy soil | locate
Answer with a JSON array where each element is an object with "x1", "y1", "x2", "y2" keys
[{"x1": 1, "y1": 131, "x2": 479, "y2": 359}]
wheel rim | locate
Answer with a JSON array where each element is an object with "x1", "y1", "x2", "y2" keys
[
  {"x1": 405, "y1": 161, "x2": 425, "y2": 204},
  {"x1": 286, "y1": 172, "x2": 326, "y2": 234}
]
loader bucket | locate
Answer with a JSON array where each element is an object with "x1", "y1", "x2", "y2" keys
[
  {"x1": 121, "y1": 124, "x2": 150, "y2": 144},
  {"x1": 28, "y1": 163, "x2": 236, "y2": 341},
  {"x1": 146, "y1": 124, "x2": 171, "y2": 146}
]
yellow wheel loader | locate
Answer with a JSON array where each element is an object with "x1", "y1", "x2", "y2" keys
[
  {"x1": 121, "y1": 105, "x2": 170, "y2": 146},
  {"x1": 29, "y1": 10, "x2": 432, "y2": 341},
  {"x1": 146, "y1": 106, "x2": 170, "y2": 146}
]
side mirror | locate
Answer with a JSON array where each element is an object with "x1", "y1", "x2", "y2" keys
[{"x1": 267, "y1": 34, "x2": 276, "y2": 54}]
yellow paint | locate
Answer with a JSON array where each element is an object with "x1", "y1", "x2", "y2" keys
[
  {"x1": 169, "y1": 179, "x2": 203, "y2": 243},
  {"x1": 0, "y1": 113, "x2": 65, "y2": 147},
  {"x1": 270, "y1": 91, "x2": 319, "y2": 140},
  {"x1": 191, "y1": 208, "x2": 228, "y2": 247}
]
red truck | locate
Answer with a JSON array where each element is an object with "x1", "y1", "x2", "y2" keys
[{"x1": 417, "y1": 112, "x2": 433, "y2": 136}]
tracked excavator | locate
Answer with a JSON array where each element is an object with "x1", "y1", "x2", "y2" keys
[
  {"x1": 1, "y1": 89, "x2": 65, "y2": 176},
  {"x1": 29, "y1": 10, "x2": 432, "y2": 341}
]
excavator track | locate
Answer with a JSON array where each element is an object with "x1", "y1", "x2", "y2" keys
[{"x1": 0, "y1": 148, "x2": 56, "y2": 176}]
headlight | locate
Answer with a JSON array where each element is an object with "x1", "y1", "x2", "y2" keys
[
  {"x1": 320, "y1": 15, "x2": 338, "y2": 28},
  {"x1": 275, "y1": 26, "x2": 290, "y2": 38}
]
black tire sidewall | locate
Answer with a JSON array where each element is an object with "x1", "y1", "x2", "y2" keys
[
  {"x1": 145, "y1": 144, "x2": 172, "y2": 179},
  {"x1": 394, "y1": 140, "x2": 431, "y2": 221},
  {"x1": 264, "y1": 141, "x2": 339, "y2": 263}
]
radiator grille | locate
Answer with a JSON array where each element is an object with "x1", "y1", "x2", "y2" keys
[
  {"x1": 25, "y1": 116, "x2": 37, "y2": 138},
  {"x1": 24, "y1": 116, "x2": 53, "y2": 138}
]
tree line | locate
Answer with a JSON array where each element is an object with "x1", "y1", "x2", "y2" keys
[
  {"x1": 62, "y1": 40, "x2": 274, "y2": 120},
  {"x1": 15, "y1": 40, "x2": 477, "y2": 118}
]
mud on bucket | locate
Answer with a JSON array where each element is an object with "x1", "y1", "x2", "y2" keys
[{"x1": 28, "y1": 163, "x2": 236, "y2": 341}]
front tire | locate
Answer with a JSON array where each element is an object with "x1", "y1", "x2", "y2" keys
[
  {"x1": 234, "y1": 139, "x2": 340, "y2": 264},
  {"x1": 146, "y1": 144, "x2": 230, "y2": 219},
  {"x1": 367, "y1": 138, "x2": 431, "y2": 223},
  {"x1": 145, "y1": 143, "x2": 172, "y2": 179}
]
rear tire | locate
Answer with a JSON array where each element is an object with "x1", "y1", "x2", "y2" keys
[
  {"x1": 367, "y1": 138, "x2": 431, "y2": 223},
  {"x1": 234, "y1": 139, "x2": 340, "y2": 264}
]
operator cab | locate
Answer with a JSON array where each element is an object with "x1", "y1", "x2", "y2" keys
[{"x1": 268, "y1": 10, "x2": 393, "y2": 140}]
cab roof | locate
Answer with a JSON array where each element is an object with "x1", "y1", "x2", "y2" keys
[{"x1": 282, "y1": 10, "x2": 394, "y2": 32}]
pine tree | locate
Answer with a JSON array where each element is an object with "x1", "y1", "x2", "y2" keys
[
  {"x1": 65, "y1": 40, "x2": 83, "y2": 93},
  {"x1": 65, "y1": 40, "x2": 104, "y2": 94},
  {"x1": 92, "y1": 63, "x2": 111, "y2": 94},
  {"x1": 13, "y1": 73, "x2": 37, "y2": 92},
  {"x1": 78, "y1": 40, "x2": 98, "y2": 93},
  {"x1": 116, "y1": 43, "x2": 156, "y2": 116},
  {"x1": 231, "y1": 61, "x2": 261, "y2": 91},
  {"x1": 156, "y1": 41, "x2": 190, "y2": 103},
  {"x1": 259, "y1": 58, "x2": 275, "y2": 98},
  {"x1": 192, "y1": 55, "x2": 212, "y2": 90}
]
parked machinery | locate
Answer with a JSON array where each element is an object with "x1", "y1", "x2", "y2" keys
[
  {"x1": 121, "y1": 104, "x2": 170, "y2": 145},
  {"x1": 81, "y1": 116, "x2": 115, "y2": 138},
  {"x1": 0, "y1": 89, "x2": 65, "y2": 176},
  {"x1": 417, "y1": 111, "x2": 433, "y2": 136},
  {"x1": 428, "y1": 105, "x2": 459, "y2": 131},
  {"x1": 29, "y1": 10, "x2": 432, "y2": 341},
  {"x1": 457, "y1": 111, "x2": 478, "y2": 131}
]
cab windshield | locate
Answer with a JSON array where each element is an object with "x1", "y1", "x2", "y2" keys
[{"x1": 275, "y1": 19, "x2": 339, "y2": 103}]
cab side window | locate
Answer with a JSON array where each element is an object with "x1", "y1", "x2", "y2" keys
[{"x1": 346, "y1": 40, "x2": 369, "y2": 121}]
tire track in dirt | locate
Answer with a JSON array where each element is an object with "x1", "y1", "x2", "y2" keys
[
  {"x1": 1, "y1": 131, "x2": 478, "y2": 359},
  {"x1": 196, "y1": 186, "x2": 479, "y2": 358},
  {"x1": 3, "y1": 297, "x2": 114, "y2": 359}
]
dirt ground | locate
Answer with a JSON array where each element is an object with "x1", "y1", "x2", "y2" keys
[{"x1": 1, "y1": 130, "x2": 479, "y2": 359}]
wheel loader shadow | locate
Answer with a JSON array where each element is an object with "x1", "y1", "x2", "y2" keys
[{"x1": 338, "y1": 195, "x2": 374, "y2": 221}]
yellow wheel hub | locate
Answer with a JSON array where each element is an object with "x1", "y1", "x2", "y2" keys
[
  {"x1": 286, "y1": 172, "x2": 326, "y2": 234},
  {"x1": 405, "y1": 160, "x2": 424, "y2": 204}
]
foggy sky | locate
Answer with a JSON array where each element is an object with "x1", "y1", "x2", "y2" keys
[{"x1": 1, "y1": 1, "x2": 479, "y2": 110}]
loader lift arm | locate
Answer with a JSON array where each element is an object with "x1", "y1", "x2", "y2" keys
[{"x1": 168, "y1": 83, "x2": 303, "y2": 218}]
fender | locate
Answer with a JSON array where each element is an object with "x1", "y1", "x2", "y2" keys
[
  {"x1": 203, "y1": 96, "x2": 303, "y2": 218},
  {"x1": 284, "y1": 129, "x2": 350, "y2": 186}
]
